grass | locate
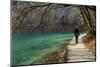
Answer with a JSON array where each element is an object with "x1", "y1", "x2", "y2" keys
[{"x1": 82, "y1": 34, "x2": 96, "y2": 55}]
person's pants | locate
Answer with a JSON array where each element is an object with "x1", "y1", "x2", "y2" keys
[{"x1": 75, "y1": 35, "x2": 78, "y2": 43}]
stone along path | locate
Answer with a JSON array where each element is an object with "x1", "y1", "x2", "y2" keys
[{"x1": 66, "y1": 34, "x2": 95, "y2": 62}]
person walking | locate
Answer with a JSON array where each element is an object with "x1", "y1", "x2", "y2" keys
[{"x1": 74, "y1": 26, "x2": 80, "y2": 44}]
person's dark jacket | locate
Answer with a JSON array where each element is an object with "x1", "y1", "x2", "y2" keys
[{"x1": 74, "y1": 28, "x2": 80, "y2": 36}]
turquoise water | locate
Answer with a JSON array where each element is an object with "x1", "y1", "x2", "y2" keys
[{"x1": 12, "y1": 32, "x2": 73, "y2": 65}]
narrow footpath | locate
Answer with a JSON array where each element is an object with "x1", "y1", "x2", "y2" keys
[{"x1": 66, "y1": 34, "x2": 95, "y2": 62}]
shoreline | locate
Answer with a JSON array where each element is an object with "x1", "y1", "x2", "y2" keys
[{"x1": 32, "y1": 39, "x2": 71, "y2": 64}]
